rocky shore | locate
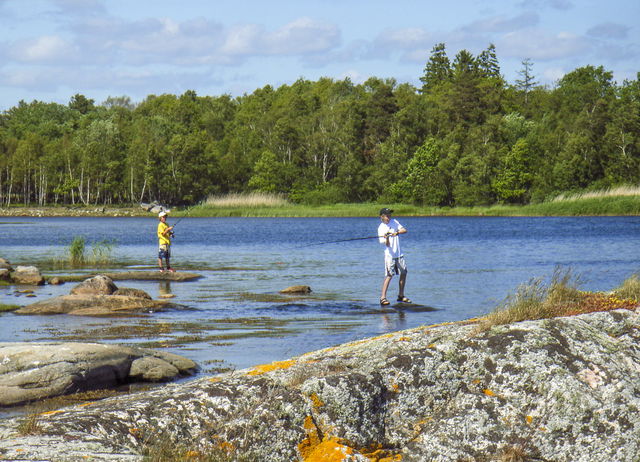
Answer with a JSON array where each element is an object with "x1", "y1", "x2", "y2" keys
[{"x1": 0, "y1": 308, "x2": 638, "y2": 461}]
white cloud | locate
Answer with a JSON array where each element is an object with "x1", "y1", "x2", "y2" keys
[
  {"x1": 499, "y1": 28, "x2": 588, "y2": 60},
  {"x1": 10, "y1": 35, "x2": 78, "y2": 63}
]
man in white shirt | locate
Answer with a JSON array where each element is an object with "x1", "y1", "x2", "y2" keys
[{"x1": 377, "y1": 208, "x2": 410, "y2": 306}]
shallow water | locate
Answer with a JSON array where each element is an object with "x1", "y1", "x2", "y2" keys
[{"x1": 1, "y1": 216, "x2": 639, "y2": 374}]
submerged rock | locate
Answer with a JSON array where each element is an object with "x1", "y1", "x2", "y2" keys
[
  {"x1": 0, "y1": 342, "x2": 197, "y2": 407},
  {"x1": 0, "y1": 309, "x2": 639, "y2": 461},
  {"x1": 279, "y1": 285, "x2": 312, "y2": 294}
]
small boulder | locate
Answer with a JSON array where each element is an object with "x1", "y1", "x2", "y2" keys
[
  {"x1": 48, "y1": 277, "x2": 64, "y2": 285},
  {"x1": 279, "y1": 285, "x2": 312, "y2": 294},
  {"x1": 70, "y1": 275, "x2": 118, "y2": 295},
  {"x1": 0, "y1": 258, "x2": 12, "y2": 270},
  {"x1": 10, "y1": 266, "x2": 44, "y2": 285},
  {"x1": 113, "y1": 288, "x2": 152, "y2": 299},
  {"x1": 0, "y1": 268, "x2": 10, "y2": 281}
]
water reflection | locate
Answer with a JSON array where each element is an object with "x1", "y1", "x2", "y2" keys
[{"x1": 158, "y1": 280, "x2": 172, "y2": 297}]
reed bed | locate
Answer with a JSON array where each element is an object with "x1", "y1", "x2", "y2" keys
[
  {"x1": 551, "y1": 185, "x2": 640, "y2": 202},
  {"x1": 205, "y1": 192, "x2": 289, "y2": 208}
]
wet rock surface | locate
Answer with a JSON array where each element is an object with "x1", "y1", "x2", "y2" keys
[
  {"x1": 0, "y1": 309, "x2": 639, "y2": 461},
  {"x1": 279, "y1": 285, "x2": 312, "y2": 294},
  {"x1": 16, "y1": 275, "x2": 181, "y2": 316},
  {"x1": 0, "y1": 342, "x2": 197, "y2": 407}
]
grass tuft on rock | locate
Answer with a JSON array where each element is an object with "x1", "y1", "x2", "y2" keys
[
  {"x1": 612, "y1": 274, "x2": 640, "y2": 302},
  {"x1": 477, "y1": 269, "x2": 639, "y2": 332}
]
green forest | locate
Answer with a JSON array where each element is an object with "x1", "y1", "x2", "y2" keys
[{"x1": 0, "y1": 43, "x2": 638, "y2": 208}]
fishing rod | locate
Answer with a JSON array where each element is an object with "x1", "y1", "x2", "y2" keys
[
  {"x1": 300, "y1": 235, "x2": 382, "y2": 247},
  {"x1": 171, "y1": 202, "x2": 201, "y2": 228}
]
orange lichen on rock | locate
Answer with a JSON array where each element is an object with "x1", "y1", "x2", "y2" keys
[
  {"x1": 247, "y1": 359, "x2": 296, "y2": 375},
  {"x1": 298, "y1": 416, "x2": 322, "y2": 459},
  {"x1": 309, "y1": 392, "x2": 324, "y2": 409},
  {"x1": 483, "y1": 388, "x2": 496, "y2": 396},
  {"x1": 302, "y1": 438, "x2": 355, "y2": 461}
]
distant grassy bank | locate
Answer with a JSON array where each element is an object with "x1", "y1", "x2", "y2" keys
[
  {"x1": 1, "y1": 189, "x2": 639, "y2": 218},
  {"x1": 184, "y1": 190, "x2": 640, "y2": 217}
]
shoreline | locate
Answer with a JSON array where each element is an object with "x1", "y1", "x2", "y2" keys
[{"x1": 1, "y1": 197, "x2": 639, "y2": 218}]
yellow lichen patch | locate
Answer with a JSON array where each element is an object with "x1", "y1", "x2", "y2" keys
[
  {"x1": 309, "y1": 392, "x2": 324, "y2": 409},
  {"x1": 390, "y1": 382, "x2": 400, "y2": 393},
  {"x1": 483, "y1": 388, "x2": 496, "y2": 397},
  {"x1": 40, "y1": 409, "x2": 64, "y2": 416},
  {"x1": 427, "y1": 343, "x2": 436, "y2": 349},
  {"x1": 526, "y1": 415, "x2": 534, "y2": 424},
  {"x1": 247, "y1": 359, "x2": 296, "y2": 375},
  {"x1": 472, "y1": 379, "x2": 482, "y2": 385},
  {"x1": 184, "y1": 450, "x2": 200, "y2": 458},
  {"x1": 298, "y1": 416, "x2": 322, "y2": 459},
  {"x1": 303, "y1": 437, "x2": 355, "y2": 462},
  {"x1": 397, "y1": 336, "x2": 411, "y2": 342},
  {"x1": 218, "y1": 441, "x2": 234, "y2": 452},
  {"x1": 78, "y1": 401, "x2": 95, "y2": 407},
  {"x1": 209, "y1": 377, "x2": 221, "y2": 383}
]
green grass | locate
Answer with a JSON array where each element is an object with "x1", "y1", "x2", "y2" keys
[
  {"x1": 177, "y1": 195, "x2": 640, "y2": 218},
  {"x1": 0, "y1": 303, "x2": 20, "y2": 312}
]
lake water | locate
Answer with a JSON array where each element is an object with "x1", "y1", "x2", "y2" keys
[{"x1": 1, "y1": 216, "x2": 639, "y2": 375}]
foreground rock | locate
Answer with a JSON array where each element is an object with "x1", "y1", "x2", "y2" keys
[
  {"x1": 16, "y1": 275, "x2": 181, "y2": 316},
  {"x1": 0, "y1": 342, "x2": 197, "y2": 407},
  {"x1": 0, "y1": 309, "x2": 639, "y2": 461}
]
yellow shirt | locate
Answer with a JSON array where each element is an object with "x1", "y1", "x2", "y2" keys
[{"x1": 158, "y1": 222, "x2": 171, "y2": 246}]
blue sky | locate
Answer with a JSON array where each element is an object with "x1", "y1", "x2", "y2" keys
[{"x1": 0, "y1": 0, "x2": 638, "y2": 110}]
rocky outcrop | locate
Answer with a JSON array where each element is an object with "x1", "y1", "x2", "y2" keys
[
  {"x1": 0, "y1": 342, "x2": 197, "y2": 407},
  {"x1": 16, "y1": 275, "x2": 179, "y2": 316},
  {"x1": 0, "y1": 309, "x2": 639, "y2": 461}
]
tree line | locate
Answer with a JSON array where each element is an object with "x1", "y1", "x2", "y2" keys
[{"x1": 0, "y1": 43, "x2": 638, "y2": 207}]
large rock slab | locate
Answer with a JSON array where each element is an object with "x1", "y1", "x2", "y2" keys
[
  {"x1": 0, "y1": 342, "x2": 197, "y2": 407},
  {"x1": 0, "y1": 309, "x2": 639, "y2": 461},
  {"x1": 15, "y1": 294, "x2": 175, "y2": 316}
]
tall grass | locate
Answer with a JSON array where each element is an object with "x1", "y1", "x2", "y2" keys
[
  {"x1": 68, "y1": 236, "x2": 86, "y2": 266},
  {"x1": 551, "y1": 185, "x2": 640, "y2": 202},
  {"x1": 205, "y1": 192, "x2": 289, "y2": 208},
  {"x1": 613, "y1": 274, "x2": 640, "y2": 301},
  {"x1": 476, "y1": 269, "x2": 640, "y2": 332},
  {"x1": 62, "y1": 236, "x2": 116, "y2": 267}
]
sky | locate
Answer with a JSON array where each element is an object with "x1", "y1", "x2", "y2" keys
[{"x1": 0, "y1": 0, "x2": 638, "y2": 110}]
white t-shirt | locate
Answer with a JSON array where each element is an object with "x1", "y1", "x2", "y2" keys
[{"x1": 378, "y1": 218, "x2": 405, "y2": 259}]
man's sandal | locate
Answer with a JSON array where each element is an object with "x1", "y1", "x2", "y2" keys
[
  {"x1": 397, "y1": 296, "x2": 412, "y2": 303},
  {"x1": 380, "y1": 298, "x2": 390, "y2": 306}
]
